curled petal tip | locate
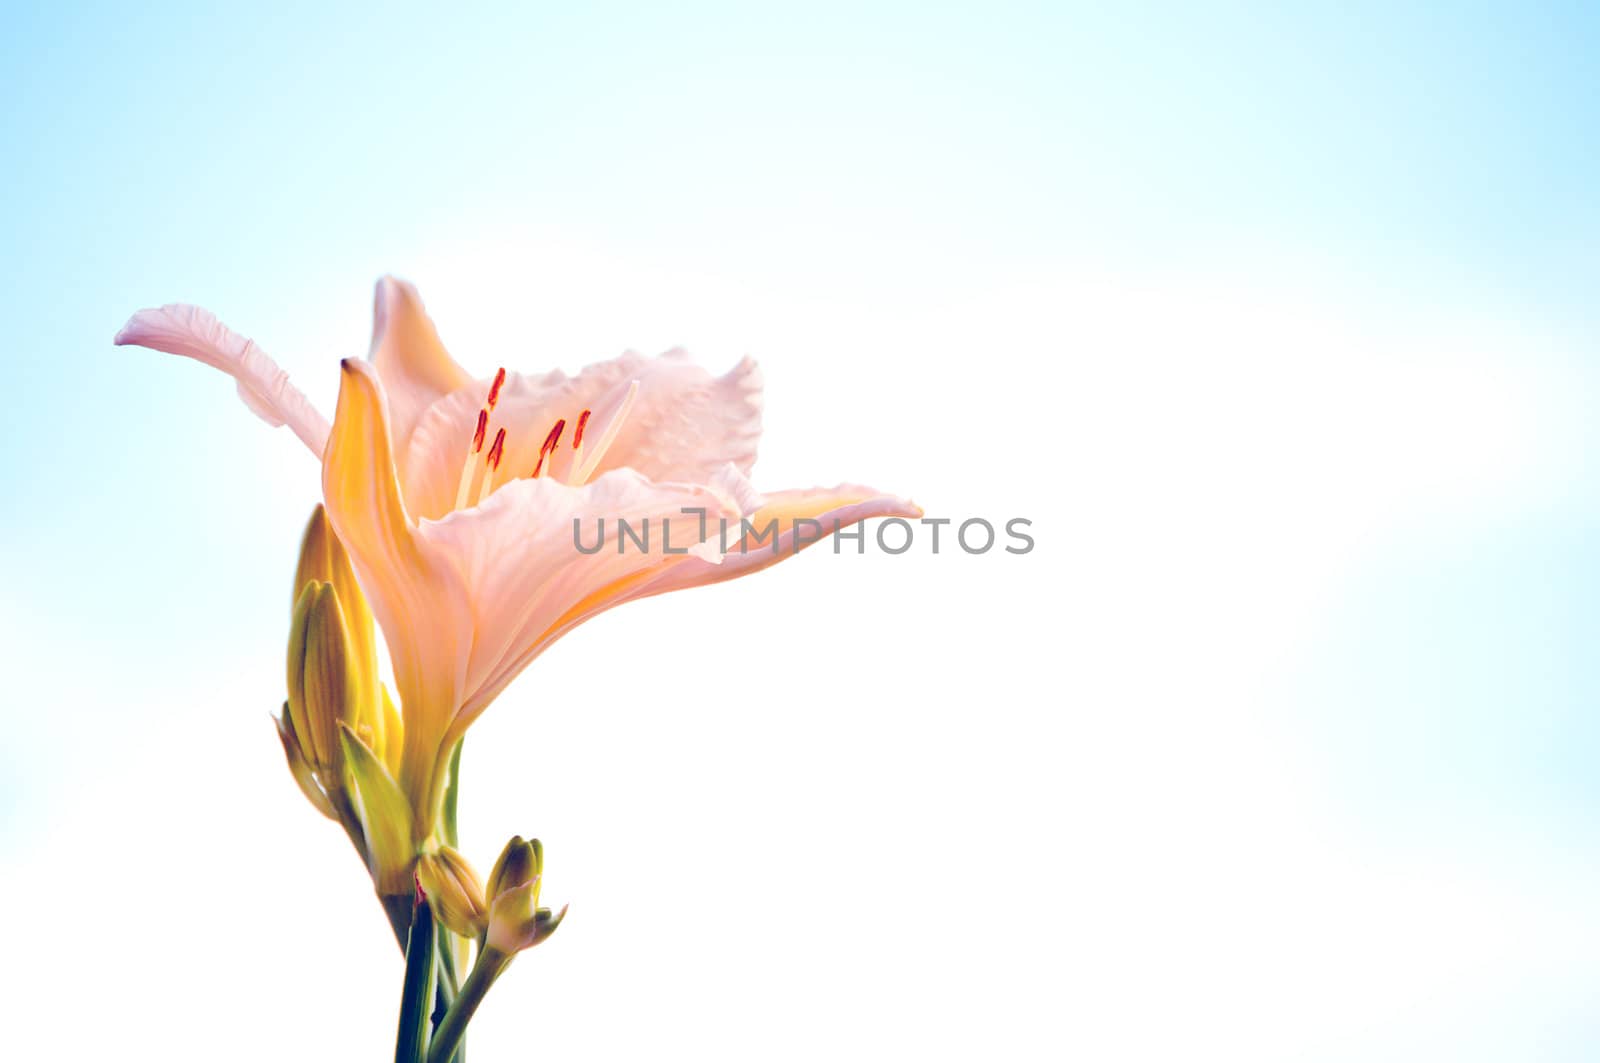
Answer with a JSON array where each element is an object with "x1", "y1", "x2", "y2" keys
[
  {"x1": 112, "y1": 308, "x2": 158, "y2": 347},
  {"x1": 372, "y1": 274, "x2": 420, "y2": 317}
]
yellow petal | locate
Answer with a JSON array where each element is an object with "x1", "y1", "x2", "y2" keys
[
  {"x1": 322, "y1": 358, "x2": 473, "y2": 828},
  {"x1": 380, "y1": 684, "x2": 405, "y2": 781}
]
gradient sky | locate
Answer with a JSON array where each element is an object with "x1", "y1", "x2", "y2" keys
[{"x1": 2, "y1": 3, "x2": 1598, "y2": 1060}]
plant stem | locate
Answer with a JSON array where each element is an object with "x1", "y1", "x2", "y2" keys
[
  {"x1": 383, "y1": 890, "x2": 414, "y2": 950},
  {"x1": 425, "y1": 947, "x2": 511, "y2": 1063},
  {"x1": 395, "y1": 898, "x2": 438, "y2": 1063},
  {"x1": 433, "y1": 923, "x2": 464, "y2": 1063}
]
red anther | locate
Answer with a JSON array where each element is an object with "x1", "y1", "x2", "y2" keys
[
  {"x1": 573, "y1": 409, "x2": 592, "y2": 449},
  {"x1": 472, "y1": 409, "x2": 488, "y2": 453},
  {"x1": 487, "y1": 367, "x2": 507, "y2": 410},
  {"x1": 530, "y1": 418, "x2": 566, "y2": 478},
  {"x1": 486, "y1": 427, "x2": 507, "y2": 470}
]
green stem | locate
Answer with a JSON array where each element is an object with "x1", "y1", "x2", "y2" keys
[
  {"x1": 383, "y1": 891, "x2": 414, "y2": 950},
  {"x1": 432, "y1": 923, "x2": 463, "y2": 1062},
  {"x1": 395, "y1": 897, "x2": 438, "y2": 1063},
  {"x1": 425, "y1": 948, "x2": 511, "y2": 1063}
]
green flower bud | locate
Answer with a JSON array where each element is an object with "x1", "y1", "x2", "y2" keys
[
  {"x1": 485, "y1": 837, "x2": 564, "y2": 954},
  {"x1": 487, "y1": 836, "x2": 541, "y2": 899},
  {"x1": 418, "y1": 846, "x2": 488, "y2": 938},
  {"x1": 286, "y1": 581, "x2": 360, "y2": 774}
]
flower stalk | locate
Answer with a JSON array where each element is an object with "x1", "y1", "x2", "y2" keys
[
  {"x1": 395, "y1": 894, "x2": 438, "y2": 1063},
  {"x1": 426, "y1": 947, "x2": 512, "y2": 1063}
]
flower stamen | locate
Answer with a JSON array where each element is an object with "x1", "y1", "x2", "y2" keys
[
  {"x1": 452, "y1": 409, "x2": 489, "y2": 511},
  {"x1": 452, "y1": 369, "x2": 508, "y2": 512},
  {"x1": 530, "y1": 419, "x2": 566, "y2": 479},
  {"x1": 568, "y1": 380, "x2": 639, "y2": 486},
  {"x1": 475, "y1": 427, "x2": 507, "y2": 506}
]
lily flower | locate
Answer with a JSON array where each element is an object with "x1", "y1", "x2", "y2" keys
[{"x1": 115, "y1": 277, "x2": 919, "y2": 843}]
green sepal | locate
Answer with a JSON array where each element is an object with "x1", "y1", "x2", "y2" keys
[
  {"x1": 340, "y1": 722, "x2": 415, "y2": 895},
  {"x1": 273, "y1": 707, "x2": 337, "y2": 819},
  {"x1": 442, "y1": 739, "x2": 464, "y2": 849}
]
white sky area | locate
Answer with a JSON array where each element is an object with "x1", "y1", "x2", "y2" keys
[
  {"x1": 2, "y1": 4, "x2": 1597, "y2": 1060},
  {"x1": 5, "y1": 243, "x2": 1598, "y2": 1060}
]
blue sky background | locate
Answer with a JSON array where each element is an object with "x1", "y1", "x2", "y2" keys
[{"x1": 2, "y1": 3, "x2": 1598, "y2": 1059}]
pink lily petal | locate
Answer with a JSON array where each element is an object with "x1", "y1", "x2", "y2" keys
[
  {"x1": 629, "y1": 481, "x2": 924, "y2": 595},
  {"x1": 369, "y1": 276, "x2": 474, "y2": 455},
  {"x1": 422, "y1": 468, "x2": 745, "y2": 736},
  {"x1": 114, "y1": 303, "x2": 330, "y2": 456},
  {"x1": 399, "y1": 353, "x2": 647, "y2": 521},
  {"x1": 475, "y1": 478, "x2": 922, "y2": 705},
  {"x1": 399, "y1": 349, "x2": 762, "y2": 521}
]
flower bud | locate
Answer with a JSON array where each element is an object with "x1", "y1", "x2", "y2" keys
[
  {"x1": 487, "y1": 885, "x2": 567, "y2": 954},
  {"x1": 286, "y1": 581, "x2": 360, "y2": 774},
  {"x1": 293, "y1": 506, "x2": 385, "y2": 760},
  {"x1": 417, "y1": 845, "x2": 488, "y2": 937},
  {"x1": 487, "y1": 836, "x2": 541, "y2": 899},
  {"x1": 485, "y1": 837, "x2": 564, "y2": 954},
  {"x1": 294, "y1": 506, "x2": 377, "y2": 676}
]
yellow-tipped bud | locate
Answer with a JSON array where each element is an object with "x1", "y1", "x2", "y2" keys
[
  {"x1": 293, "y1": 506, "x2": 384, "y2": 760},
  {"x1": 286, "y1": 581, "x2": 360, "y2": 774},
  {"x1": 485, "y1": 837, "x2": 564, "y2": 954},
  {"x1": 418, "y1": 846, "x2": 488, "y2": 937},
  {"x1": 487, "y1": 836, "x2": 541, "y2": 899},
  {"x1": 294, "y1": 506, "x2": 377, "y2": 673}
]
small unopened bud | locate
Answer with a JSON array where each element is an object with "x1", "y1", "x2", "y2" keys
[
  {"x1": 417, "y1": 846, "x2": 488, "y2": 937},
  {"x1": 485, "y1": 838, "x2": 565, "y2": 954},
  {"x1": 487, "y1": 836, "x2": 541, "y2": 899}
]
